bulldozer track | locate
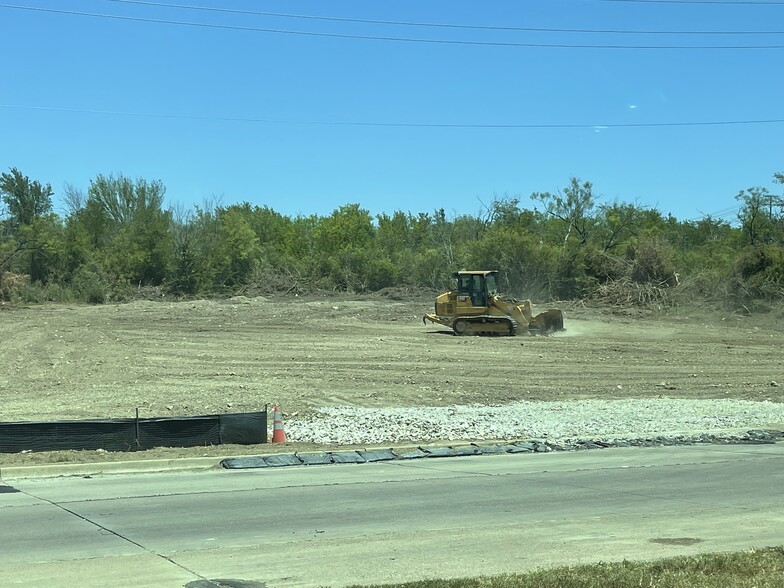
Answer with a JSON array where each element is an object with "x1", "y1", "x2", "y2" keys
[{"x1": 453, "y1": 315, "x2": 518, "y2": 336}]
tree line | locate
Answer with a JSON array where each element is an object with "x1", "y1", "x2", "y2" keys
[{"x1": 1, "y1": 168, "x2": 783, "y2": 310}]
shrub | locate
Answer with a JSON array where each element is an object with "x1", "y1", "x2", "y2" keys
[
  {"x1": 0, "y1": 272, "x2": 29, "y2": 302},
  {"x1": 71, "y1": 264, "x2": 110, "y2": 304},
  {"x1": 18, "y1": 281, "x2": 76, "y2": 303},
  {"x1": 732, "y1": 245, "x2": 784, "y2": 301},
  {"x1": 629, "y1": 239, "x2": 677, "y2": 286}
]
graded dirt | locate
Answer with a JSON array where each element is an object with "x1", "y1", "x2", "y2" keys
[{"x1": 1, "y1": 294, "x2": 783, "y2": 465}]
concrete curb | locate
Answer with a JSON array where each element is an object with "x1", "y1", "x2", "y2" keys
[
  {"x1": 0, "y1": 442, "x2": 468, "y2": 481},
  {"x1": 221, "y1": 429, "x2": 784, "y2": 470},
  {"x1": 3, "y1": 429, "x2": 782, "y2": 481},
  {"x1": 0, "y1": 441, "x2": 459, "y2": 481},
  {"x1": 0, "y1": 457, "x2": 223, "y2": 481}
]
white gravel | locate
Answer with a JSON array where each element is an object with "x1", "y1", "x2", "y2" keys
[{"x1": 285, "y1": 399, "x2": 784, "y2": 445}]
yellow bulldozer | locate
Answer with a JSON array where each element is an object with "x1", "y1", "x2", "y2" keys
[{"x1": 423, "y1": 270, "x2": 564, "y2": 336}]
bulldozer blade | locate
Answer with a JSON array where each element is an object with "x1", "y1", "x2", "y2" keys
[{"x1": 529, "y1": 309, "x2": 565, "y2": 335}]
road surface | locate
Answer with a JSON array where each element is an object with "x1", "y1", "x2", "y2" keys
[{"x1": 1, "y1": 443, "x2": 782, "y2": 587}]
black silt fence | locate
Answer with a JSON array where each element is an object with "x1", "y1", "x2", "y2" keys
[{"x1": 0, "y1": 410, "x2": 267, "y2": 453}]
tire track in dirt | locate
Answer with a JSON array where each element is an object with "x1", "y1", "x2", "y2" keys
[{"x1": 1, "y1": 298, "x2": 781, "y2": 424}]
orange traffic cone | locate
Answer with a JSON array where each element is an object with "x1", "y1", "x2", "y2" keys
[{"x1": 271, "y1": 406, "x2": 287, "y2": 443}]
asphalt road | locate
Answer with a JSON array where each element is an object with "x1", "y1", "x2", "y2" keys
[{"x1": 1, "y1": 443, "x2": 783, "y2": 587}]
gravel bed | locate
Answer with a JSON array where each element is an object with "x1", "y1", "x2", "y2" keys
[{"x1": 285, "y1": 399, "x2": 784, "y2": 445}]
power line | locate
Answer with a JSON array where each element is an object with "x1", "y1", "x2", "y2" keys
[
  {"x1": 101, "y1": 0, "x2": 784, "y2": 35},
  {"x1": 2, "y1": 3, "x2": 784, "y2": 48},
  {"x1": 701, "y1": 205, "x2": 740, "y2": 216},
  {"x1": 688, "y1": 206, "x2": 740, "y2": 222},
  {"x1": 2, "y1": 103, "x2": 783, "y2": 129}
]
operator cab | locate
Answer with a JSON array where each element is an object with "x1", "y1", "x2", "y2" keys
[{"x1": 453, "y1": 270, "x2": 499, "y2": 308}]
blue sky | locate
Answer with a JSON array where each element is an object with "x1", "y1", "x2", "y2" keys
[{"x1": 1, "y1": 0, "x2": 782, "y2": 223}]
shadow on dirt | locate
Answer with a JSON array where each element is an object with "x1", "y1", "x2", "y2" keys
[{"x1": 424, "y1": 329, "x2": 457, "y2": 336}]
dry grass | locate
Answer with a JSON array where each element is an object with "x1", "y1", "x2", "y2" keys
[{"x1": 348, "y1": 547, "x2": 784, "y2": 588}]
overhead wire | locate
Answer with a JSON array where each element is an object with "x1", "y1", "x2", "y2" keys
[
  {"x1": 2, "y1": 3, "x2": 776, "y2": 218},
  {"x1": 100, "y1": 0, "x2": 784, "y2": 35},
  {"x1": 3, "y1": 3, "x2": 781, "y2": 130},
  {"x1": 1, "y1": 3, "x2": 783, "y2": 48},
  {"x1": 687, "y1": 205, "x2": 741, "y2": 222},
  {"x1": 2, "y1": 104, "x2": 783, "y2": 129}
]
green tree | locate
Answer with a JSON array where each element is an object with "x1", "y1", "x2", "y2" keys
[
  {"x1": 78, "y1": 174, "x2": 173, "y2": 287},
  {"x1": 285, "y1": 214, "x2": 320, "y2": 280},
  {"x1": 736, "y1": 187, "x2": 776, "y2": 246},
  {"x1": 375, "y1": 211, "x2": 414, "y2": 283},
  {"x1": 483, "y1": 195, "x2": 540, "y2": 232},
  {"x1": 211, "y1": 206, "x2": 261, "y2": 288},
  {"x1": 531, "y1": 177, "x2": 596, "y2": 248},
  {"x1": 430, "y1": 208, "x2": 455, "y2": 267},
  {"x1": 594, "y1": 203, "x2": 645, "y2": 252},
  {"x1": 105, "y1": 205, "x2": 172, "y2": 285},
  {"x1": 313, "y1": 204, "x2": 376, "y2": 290},
  {"x1": 0, "y1": 168, "x2": 59, "y2": 281},
  {"x1": 467, "y1": 224, "x2": 560, "y2": 299},
  {"x1": 166, "y1": 199, "x2": 224, "y2": 295},
  {"x1": 0, "y1": 167, "x2": 53, "y2": 227},
  {"x1": 88, "y1": 174, "x2": 165, "y2": 225},
  {"x1": 770, "y1": 171, "x2": 784, "y2": 243}
]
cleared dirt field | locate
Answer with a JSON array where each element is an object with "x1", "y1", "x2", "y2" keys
[{"x1": 1, "y1": 293, "x2": 783, "y2": 427}]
